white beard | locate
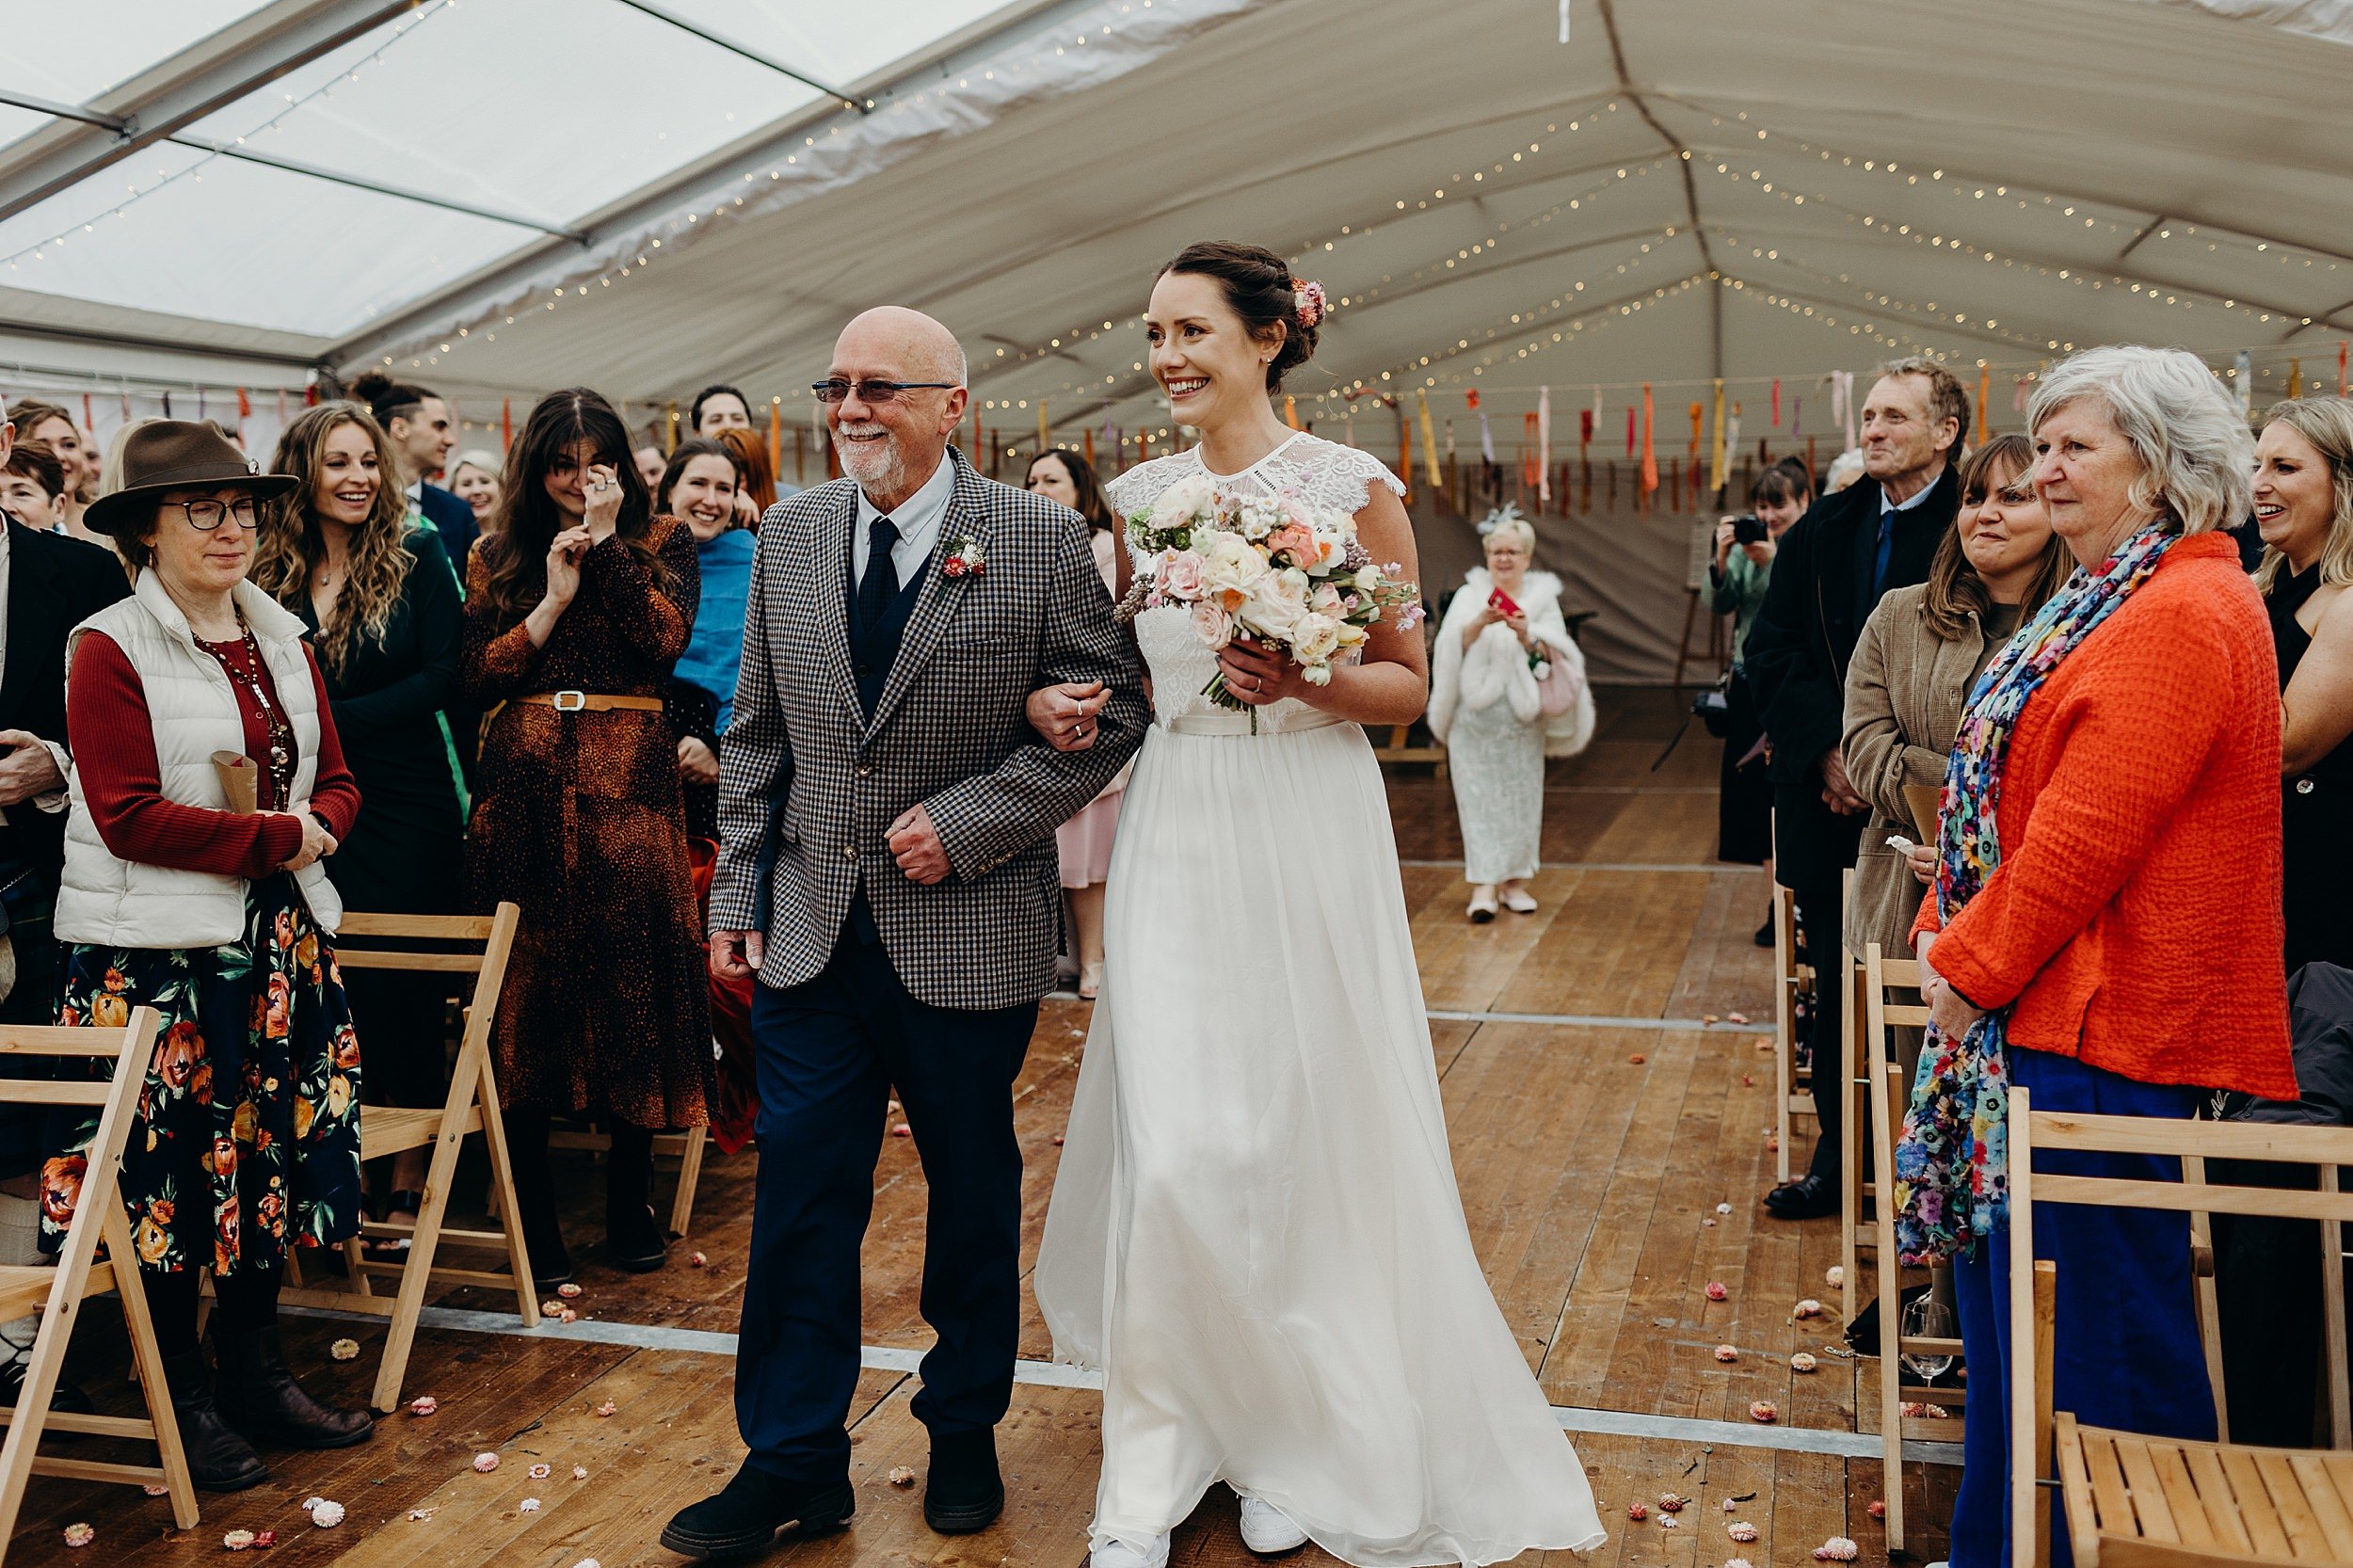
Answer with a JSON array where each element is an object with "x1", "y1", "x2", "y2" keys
[{"x1": 834, "y1": 423, "x2": 907, "y2": 497}]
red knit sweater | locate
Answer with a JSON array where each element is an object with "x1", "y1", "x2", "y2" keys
[
  {"x1": 1913, "y1": 532, "x2": 2297, "y2": 1099},
  {"x1": 67, "y1": 631, "x2": 360, "y2": 879}
]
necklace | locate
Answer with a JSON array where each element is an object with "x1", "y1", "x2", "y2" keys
[{"x1": 211, "y1": 611, "x2": 296, "y2": 811}]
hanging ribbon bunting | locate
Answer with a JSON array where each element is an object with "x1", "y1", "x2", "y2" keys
[
  {"x1": 1840, "y1": 371, "x2": 1857, "y2": 452},
  {"x1": 1037, "y1": 401, "x2": 1049, "y2": 456},
  {"x1": 1625, "y1": 406, "x2": 1637, "y2": 459},
  {"x1": 2340, "y1": 342, "x2": 2349, "y2": 396},
  {"x1": 768, "y1": 400, "x2": 784, "y2": 482},
  {"x1": 1397, "y1": 406, "x2": 1412, "y2": 500},
  {"x1": 1721, "y1": 404, "x2": 1742, "y2": 496},
  {"x1": 2234, "y1": 350, "x2": 2254, "y2": 419},
  {"x1": 1416, "y1": 389, "x2": 1443, "y2": 487},
  {"x1": 1283, "y1": 394, "x2": 1301, "y2": 431},
  {"x1": 501, "y1": 397, "x2": 514, "y2": 450},
  {"x1": 1522, "y1": 412, "x2": 1539, "y2": 493},
  {"x1": 1706, "y1": 379, "x2": 1727, "y2": 493},
  {"x1": 1976, "y1": 365, "x2": 1991, "y2": 440},
  {"x1": 1536, "y1": 387, "x2": 1552, "y2": 505},
  {"x1": 1084, "y1": 427, "x2": 1096, "y2": 467},
  {"x1": 2290, "y1": 357, "x2": 2303, "y2": 399},
  {"x1": 1687, "y1": 400, "x2": 1704, "y2": 461},
  {"x1": 1771, "y1": 377, "x2": 1782, "y2": 430},
  {"x1": 1641, "y1": 384, "x2": 1658, "y2": 495}
]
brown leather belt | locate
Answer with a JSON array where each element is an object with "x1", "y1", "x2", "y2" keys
[{"x1": 511, "y1": 690, "x2": 664, "y2": 713}]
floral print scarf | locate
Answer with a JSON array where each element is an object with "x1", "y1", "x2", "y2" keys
[{"x1": 1892, "y1": 520, "x2": 2179, "y2": 1263}]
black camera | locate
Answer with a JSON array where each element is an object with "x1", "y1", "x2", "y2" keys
[{"x1": 1732, "y1": 513, "x2": 1769, "y2": 545}]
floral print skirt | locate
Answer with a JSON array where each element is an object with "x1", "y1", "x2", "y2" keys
[{"x1": 39, "y1": 873, "x2": 362, "y2": 1274}]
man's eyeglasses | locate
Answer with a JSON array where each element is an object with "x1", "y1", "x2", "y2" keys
[
  {"x1": 809, "y1": 378, "x2": 959, "y2": 405},
  {"x1": 169, "y1": 497, "x2": 261, "y2": 531}
]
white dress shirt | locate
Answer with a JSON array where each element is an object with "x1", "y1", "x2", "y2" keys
[{"x1": 851, "y1": 451, "x2": 958, "y2": 588}]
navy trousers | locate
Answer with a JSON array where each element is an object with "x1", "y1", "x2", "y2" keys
[
  {"x1": 734, "y1": 928, "x2": 1036, "y2": 1485},
  {"x1": 1945, "y1": 1046, "x2": 2215, "y2": 1568}
]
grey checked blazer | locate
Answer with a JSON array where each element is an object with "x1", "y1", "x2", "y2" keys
[{"x1": 709, "y1": 445, "x2": 1148, "y2": 1010}]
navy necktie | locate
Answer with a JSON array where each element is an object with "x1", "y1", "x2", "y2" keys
[
  {"x1": 1871, "y1": 510, "x2": 1895, "y2": 601},
  {"x1": 856, "y1": 515, "x2": 900, "y2": 630}
]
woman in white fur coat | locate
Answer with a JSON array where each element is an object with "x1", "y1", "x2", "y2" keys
[{"x1": 1429, "y1": 510, "x2": 1594, "y2": 920}]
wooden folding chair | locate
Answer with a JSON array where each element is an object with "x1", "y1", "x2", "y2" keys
[
  {"x1": 277, "y1": 904, "x2": 538, "y2": 1413},
  {"x1": 546, "y1": 1122, "x2": 711, "y2": 1239},
  {"x1": 2009, "y1": 1086, "x2": 2353, "y2": 1568},
  {"x1": 1771, "y1": 881, "x2": 1815, "y2": 1186},
  {"x1": 0, "y1": 1006, "x2": 200, "y2": 1545},
  {"x1": 1862, "y1": 941, "x2": 1965, "y2": 1551},
  {"x1": 1834, "y1": 872, "x2": 1887, "y2": 1320}
]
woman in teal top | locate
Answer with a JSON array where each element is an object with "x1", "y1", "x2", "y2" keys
[{"x1": 661, "y1": 439, "x2": 755, "y2": 840}]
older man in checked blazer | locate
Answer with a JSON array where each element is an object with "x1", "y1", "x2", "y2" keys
[{"x1": 664, "y1": 308, "x2": 1146, "y2": 1560}]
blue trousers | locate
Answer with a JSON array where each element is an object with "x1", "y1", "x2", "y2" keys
[
  {"x1": 1946, "y1": 1047, "x2": 2215, "y2": 1568},
  {"x1": 733, "y1": 932, "x2": 1036, "y2": 1485}
]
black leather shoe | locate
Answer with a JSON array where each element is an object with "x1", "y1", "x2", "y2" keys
[
  {"x1": 1753, "y1": 916, "x2": 1775, "y2": 948},
  {"x1": 211, "y1": 1327, "x2": 374, "y2": 1449},
  {"x1": 923, "y1": 1428, "x2": 1004, "y2": 1534},
  {"x1": 159, "y1": 1348, "x2": 270, "y2": 1492},
  {"x1": 606, "y1": 1201, "x2": 668, "y2": 1272},
  {"x1": 659, "y1": 1464, "x2": 855, "y2": 1560},
  {"x1": 1762, "y1": 1173, "x2": 1839, "y2": 1220}
]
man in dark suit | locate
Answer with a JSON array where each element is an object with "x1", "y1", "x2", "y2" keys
[
  {"x1": 1742, "y1": 357, "x2": 1967, "y2": 1219},
  {"x1": 351, "y1": 371, "x2": 477, "y2": 565},
  {"x1": 0, "y1": 417, "x2": 131, "y2": 1408},
  {"x1": 664, "y1": 308, "x2": 1145, "y2": 1560}
]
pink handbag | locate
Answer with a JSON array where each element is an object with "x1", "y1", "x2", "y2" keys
[{"x1": 1535, "y1": 652, "x2": 1578, "y2": 717}]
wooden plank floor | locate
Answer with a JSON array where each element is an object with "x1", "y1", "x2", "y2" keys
[{"x1": 9, "y1": 689, "x2": 1955, "y2": 1566}]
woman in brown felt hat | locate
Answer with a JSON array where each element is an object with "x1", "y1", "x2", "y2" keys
[{"x1": 40, "y1": 421, "x2": 375, "y2": 1492}]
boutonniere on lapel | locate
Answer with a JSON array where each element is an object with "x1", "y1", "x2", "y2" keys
[{"x1": 940, "y1": 536, "x2": 986, "y2": 579}]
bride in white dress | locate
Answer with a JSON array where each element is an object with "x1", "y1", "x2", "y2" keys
[{"x1": 1033, "y1": 242, "x2": 1606, "y2": 1568}]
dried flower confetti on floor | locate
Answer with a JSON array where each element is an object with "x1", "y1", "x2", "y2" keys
[
  {"x1": 329, "y1": 1337, "x2": 360, "y2": 1361},
  {"x1": 1814, "y1": 1536, "x2": 1860, "y2": 1560},
  {"x1": 1790, "y1": 1352, "x2": 1818, "y2": 1371},
  {"x1": 1748, "y1": 1400, "x2": 1779, "y2": 1423},
  {"x1": 1625, "y1": 1502, "x2": 1648, "y2": 1521},
  {"x1": 409, "y1": 1396, "x2": 438, "y2": 1416},
  {"x1": 221, "y1": 1530, "x2": 256, "y2": 1551},
  {"x1": 556, "y1": 1282, "x2": 583, "y2": 1299},
  {"x1": 1705, "y1": 1281, "x2": 1730, "y2": 1301},
  {"x1": 1867, "y1": 1499, "x2": 1887, "y2": 1519},
  {"x1": 64, "y1": 1524, "x2": 94, "y2": 1548},
  {"x1": 529, "y1": 1463, "x2": 553, "y2": 1480},
  {"x1": 1713, "y1": 1344, "x2": 1738, "y2": 1362},
  {"x1": 889, "y1": 1466, "x2": 919, "y2": 1487},
  {"x1": 519, "y1": 1498, "x2": 541, "y2": 1513},
  {"x1": 310, "y1": 1500, "x2": 345, "y2": 1528},
  {"x1": 1824, "y1": 1264, "x2": 1845, "y2": 1288},
  {"x1": 1792, "y1": 1298, "x2": 1824, "y2": 1319},
  {"x1": 473, "y1": 1452, "x2": 500, "y2": 1472},
  {"x1": 594, "y1": 1400, "x2": 617, "y2": 1417},
  {"x1": 572, "y1": 1466, "x2": 590, "y2": 1480},
  {"x1": 1727, "y1": 1521, "x2": 1760, "y2": 1543}
]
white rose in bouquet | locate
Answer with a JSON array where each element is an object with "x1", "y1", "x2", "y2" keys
[
  {"x1": 1149, "y1": 472, "x2": 1217, "y2": 531},
  {"x1": 1241, "y1": 567, "x2": 1311, "y2": 638},
  {"x1": 1190, "y1": 599, "x2": 1236, "y2": 649},
  {"x1": 1199, "y1": 531, "x2": 1267, "y2": 606},
  {"x1": 1290, "y1": 612, "x2": 1343, "y2": 668}
]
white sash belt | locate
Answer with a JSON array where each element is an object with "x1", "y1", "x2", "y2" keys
[{"x1": 1164, "y1": 708, "x2": 1348, "y2": 738}]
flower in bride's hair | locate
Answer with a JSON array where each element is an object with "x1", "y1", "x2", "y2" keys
[
  {"x1": 1292, "y1": 279, "x2": 1327, "y2": 328},
  {"x1": 1159, "y1": 549, "x2": 1206, "y2": 600},
  {"x1": 1190, "y1": 599, "x2": 1235, "y2": 649}
]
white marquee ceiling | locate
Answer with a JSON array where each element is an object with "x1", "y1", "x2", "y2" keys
[{"x1": 6, "y1": 0, "x2": 2353, "y2": 456}]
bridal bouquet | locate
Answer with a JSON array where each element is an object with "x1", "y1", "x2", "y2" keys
[{"x1": 1117, "y1": 471, "x2": 1423, "y2": 711}]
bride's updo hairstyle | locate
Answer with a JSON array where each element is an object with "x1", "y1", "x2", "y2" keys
[{"x1": 1159, "y1": 241, "x2": 1321, "y2": 392}]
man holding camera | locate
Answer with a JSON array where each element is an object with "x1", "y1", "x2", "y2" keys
[{"x1": 1740, "y1": 358, "x2": 1967, "y2": 1221}]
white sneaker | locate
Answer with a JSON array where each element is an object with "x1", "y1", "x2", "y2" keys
[
  {"x1": 1237, "y1": 1496, "x2": 1309, "y2": 1554},
  {"x1": 1091, "y1": 1534, "x2": 1170, "y2": 1568}
]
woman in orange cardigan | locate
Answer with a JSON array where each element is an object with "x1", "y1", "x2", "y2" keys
[{"x1": 1897, "y1": 345, "x2": 2297, "y2": 1568}]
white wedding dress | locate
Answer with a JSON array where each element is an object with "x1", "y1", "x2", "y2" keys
[{"x1": 1036, "y1": 432, "x2": 1607, "y2": 1567}]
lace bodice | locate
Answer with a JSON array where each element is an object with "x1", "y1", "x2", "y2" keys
[{"x1": 1106, "y1": 433, "x2": 1407, "y2": 728}]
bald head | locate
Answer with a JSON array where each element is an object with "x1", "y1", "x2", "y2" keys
[
  {"x1": 826, "y1": 306, "x2": 971, "y2": 511},
  {"x1": 834, "y1": 306, "x2": 967, "y2": 387}
]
